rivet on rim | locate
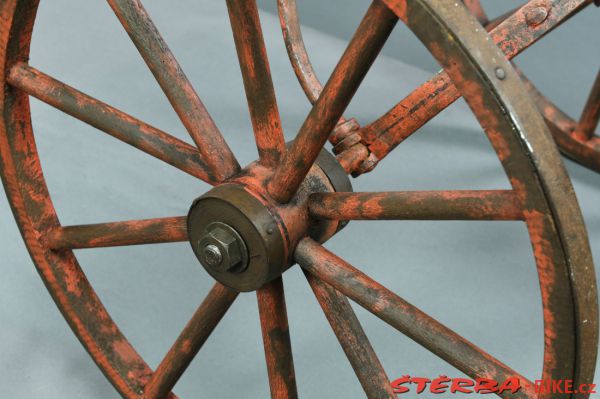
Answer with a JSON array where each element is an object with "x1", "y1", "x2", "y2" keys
[
  {"x1": 495, "y1": 67, "x2": 506, "y2": 80},
  {"x1": 525, "y1": 6, "x2": 549, "y2": 26}
]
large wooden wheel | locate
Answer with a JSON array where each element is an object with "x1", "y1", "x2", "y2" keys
[{"x1": 0, "y1": 0, "x2": 597, "y2": 398}]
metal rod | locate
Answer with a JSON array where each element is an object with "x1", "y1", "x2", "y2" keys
[
  {"x1": 257, "y1": 278, "x2": 298, "y2": 399},
  {"x1": 46, "y1": 217, "x2": 187, "y2": 250},
  {"x1": 309, "y1": 190, "x2": 523, "y2": 221},
  {"x1": 305, "y1": 272, "x2": 395, "y2": 398},
  {"x1": 227, "y1": 0, "x2": 286, "y2": 167},
  {"x1": 107, "y1": 0, "x2": 240, "y2": 181},
  {"x1": 277, "y1": 0, "x2": 323, "y2": 104},
  {"x1": 360, "y1": 71, "x2": 459, "y2": 157},
  {"x1": 296, "y1": 239, "x2": 536, "y2": 399},
  {"x1": 268, "y1": 0, "x2": 398, "y2": 203},
  {"x1": 144, "y1": 283, "x2": 238, "y2": 399},
  {"x1": 7, "y1": 63, "x2": 216, "y2": 184}
]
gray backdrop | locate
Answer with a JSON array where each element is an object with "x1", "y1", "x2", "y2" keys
[{"x1": 0, "y1": 1, "x2": 598, "y2": 398}]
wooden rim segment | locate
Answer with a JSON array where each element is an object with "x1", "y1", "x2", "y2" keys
[{"x1": 0, "y1": 1, "x2": 597, "y2": 398}]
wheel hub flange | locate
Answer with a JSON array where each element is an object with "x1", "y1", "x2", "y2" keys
[{"x1": 188, "y1": 149, "x2": 352, "y2": 292}]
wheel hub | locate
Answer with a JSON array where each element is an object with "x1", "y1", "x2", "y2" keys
[{"x1": 187, "y1": 150, "x2": 352, "y2": 291}]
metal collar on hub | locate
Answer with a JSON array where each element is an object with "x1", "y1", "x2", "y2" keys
[
  {"x1": 187, "y1": 149, "x2": 352, "y2": 292},
  {"x1": 188, "y1": 183, "x2": 286, "y2": 292}
]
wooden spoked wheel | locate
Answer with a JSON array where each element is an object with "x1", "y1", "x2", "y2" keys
[
  {"x1": 462, "y1": 0, "x2": 600, "y2": 173},
  {"x1": 0, "y1": 1, "x2": 597, "y2": 398}
]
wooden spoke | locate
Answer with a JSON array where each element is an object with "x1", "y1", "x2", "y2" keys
[
  {"x1": 296, "y1": 239, "x2": 536, "y2": 399},
  {"x1": 361, "y1": 0, "x2": 591, "y2": 163},
  {"x1": 257, "y1": 278, "x2": 298, "y2": 399},
  {"x1": 7, "y1": 63, "x2": 216, "y2": 184},
  {"x1": 268, "y1": 1, "x2": 398, "y2": 203},
  {"x1": 309, "y1": 190, "x2": 523, "y2": 221},
  {"x1": 46, "y1": 217, "x2": 187, "y2": 250},
  {"x1": 462, "y1": 0, "x2": 489, "y2": 25},
  {"x1": 106, "y1": 0, "x2": 240, "y2": 181},
  {"x1": 305, "y1": 272, "x2": 395, "y2": 398},
  {"x1": 226, "y1": 0, "x2": 286, "y2": 167},
  {"x1": 574, "y1": 69, "x2": 600, "y2": 140},
  {"x1": 144, "y1": 283, "x2": 238, "y2": 399}
]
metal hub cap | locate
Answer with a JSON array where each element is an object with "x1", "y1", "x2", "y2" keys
[{"x1": 187, "y1": 183, "x2": 288, "y2": 292}]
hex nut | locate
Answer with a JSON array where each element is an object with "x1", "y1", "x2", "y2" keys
[{"x1": 198, "y1": 223, "x2": 246, "y2": 272}]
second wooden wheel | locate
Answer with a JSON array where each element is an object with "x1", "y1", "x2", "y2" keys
[
  {"x1": 462, "y1": 0, "x2": 600, "y2": 173},
  {"x1": 280, "y1": 0, "x2": 600, "y2": 173},
  {"x1": 0, "y1": 0, "x2": 597, "y2": 398}
]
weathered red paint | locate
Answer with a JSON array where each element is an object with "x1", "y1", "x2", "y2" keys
[
  {"x1": 279, "y1": 0, "x2": 593, "y2": 175},
  {"x1": 107, "y1": 0, "x2": 240, "y2": 182},
  {"x1": 0, "y1": 1, "x2": 597, "y2": 398},
  {"x1": 309, "y1": 190, "x2": 524, "y2": 221},
  {"x1": 575, "y1": 70, "x2": 600, "y2": 140},
  {"x1": 267, "y1": 1, "x2": 398, "y2": 203},
  {"x1": 144, "y1": 283, "x2": 238, "y2": 399},
  {"x1": 226, "y1": 0, "x2": 286, "y2": 168},
  {"x1": 363, "y1": 0, "x2": 592, "y2": 169},
  {"x1": 7, "y1": 63, "x2": 217, "y2": 184},
  {"x1": 296, "y1": 238, "x2": 537, "y2": 399},
  {"x1": 304, "y1": 271, "x2": 395, "y2": 398},
  {"x1": 467, "y1": 1, "x2": 599, "y2": 174},
  {"x1": 45, "y1": 216, "x2": 188, "y2": 250},
  {"x1": 522, "y1": 71, "x2": 600, "y2": 173},
  {"x1": 462, "y1": 0, "x2": 489, "y2": 25},
  {"x1": 1, "y1": 2, "x2": 165, "y2": 396},
  {"x1": 257, "y1": 278, "x2": 298, "y2": 399}
]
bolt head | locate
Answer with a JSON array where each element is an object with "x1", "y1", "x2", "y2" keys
[
  {"x1": 202, "y1": 244, "x2": 223, "y2": 267},
  {"x1": 198, "y1": 223, "x2": 247, "y2": 272}
]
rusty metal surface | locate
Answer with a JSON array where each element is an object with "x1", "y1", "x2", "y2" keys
[
  {"x1": 397, "y1": 1, "x2": 597, "y2": 391},
  {"x1": 0, "y1": 0, "x2": 597, "y2": 398}
]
